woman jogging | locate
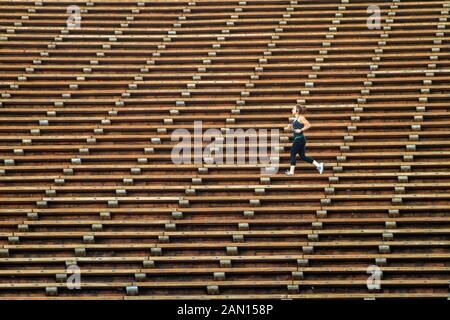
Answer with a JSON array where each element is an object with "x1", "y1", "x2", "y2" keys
[{"x1": 285, "y1": 105, "x2": 324, "y2": 175}]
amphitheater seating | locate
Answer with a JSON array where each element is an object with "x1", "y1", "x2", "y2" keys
[{"x1": 0, "y1": 0, "x2": 449, "y2": 299}]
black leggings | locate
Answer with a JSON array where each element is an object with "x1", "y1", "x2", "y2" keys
[{"x1": 290, "y1": 136, "x2": 314, "y2": 165}]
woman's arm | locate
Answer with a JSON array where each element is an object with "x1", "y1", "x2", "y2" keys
[{"x1": 295, "y1": 116, "x2": 311, "y2": 133}]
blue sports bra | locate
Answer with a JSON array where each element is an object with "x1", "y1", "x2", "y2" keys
[{"x1": 292, "y1": 118, "x2": 304, "y2": 139}]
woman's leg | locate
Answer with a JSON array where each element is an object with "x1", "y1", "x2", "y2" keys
[
  {"x1": 287, "y1": 140, "x2": 301, "y2": 174},
  {"x1": 298, "y1": 141, "x2": 314, "y2": 164},
  {"x1": 298, "y1": 139, "x2": 324, "y2": 174}
]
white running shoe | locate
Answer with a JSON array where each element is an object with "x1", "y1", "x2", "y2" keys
[
  {"x1": 317, "y1": 163, "x2": 324, "y2": 175},
  {"x1": 285, "y1": 170, "x2": 294, "y2": 175}
]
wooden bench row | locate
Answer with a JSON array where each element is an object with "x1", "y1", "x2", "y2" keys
[{"x1": 0, "y1": 215, "x2": 447, "y2": 227}]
